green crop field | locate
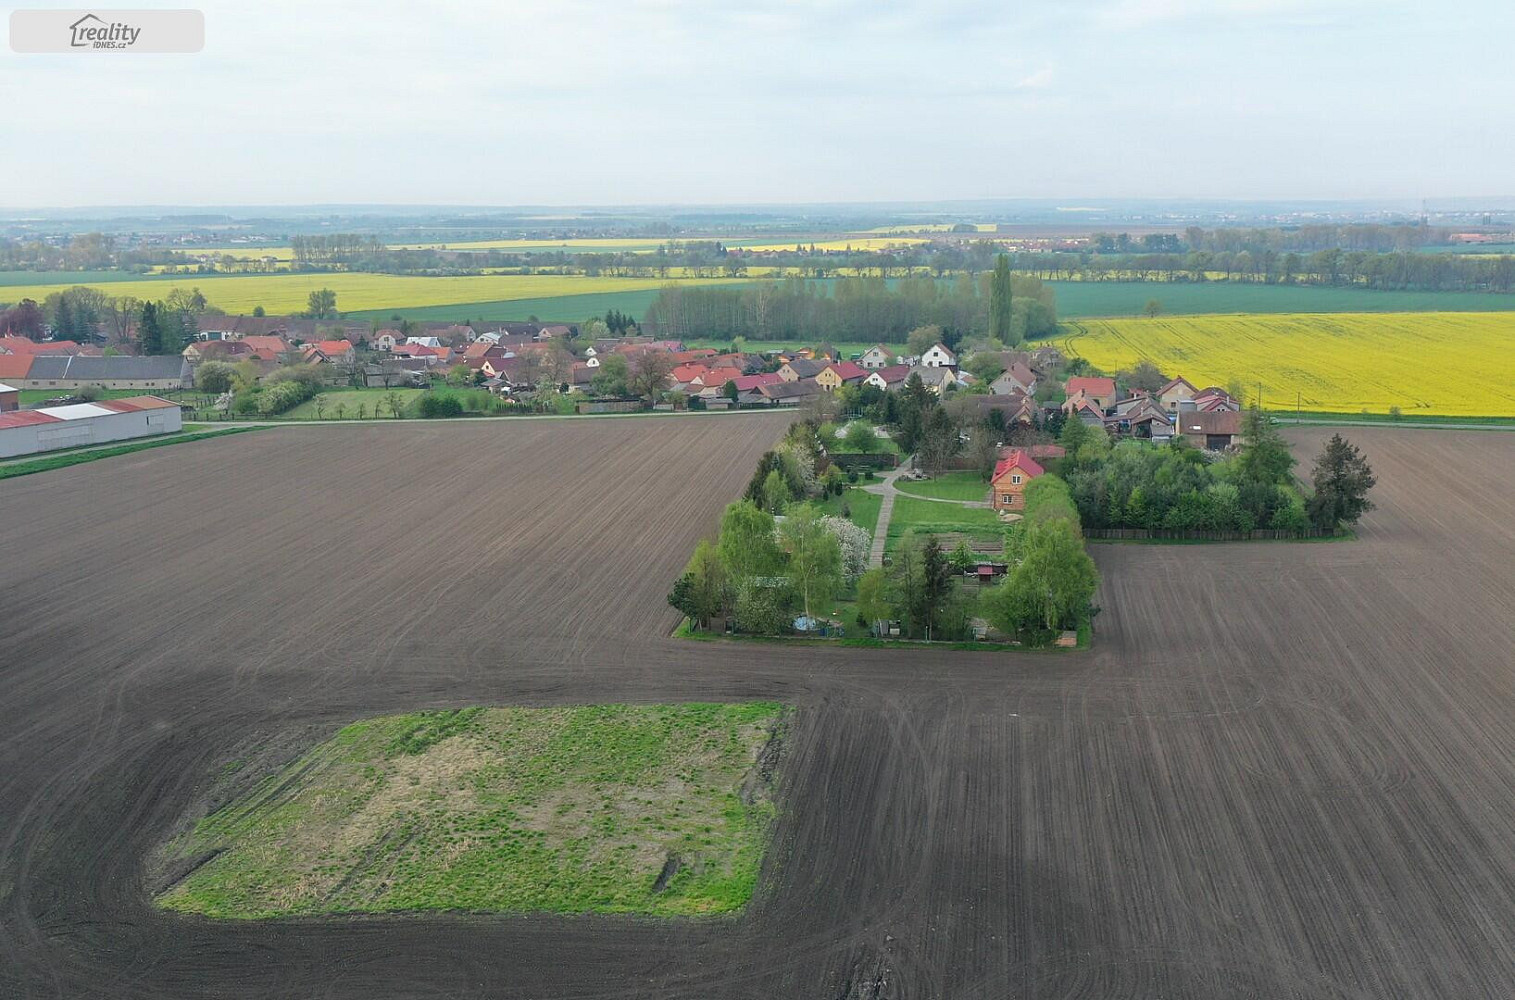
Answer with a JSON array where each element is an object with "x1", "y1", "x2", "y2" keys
[{"x1": 154, "y1": 703, "x2": 785, "y2": 919}]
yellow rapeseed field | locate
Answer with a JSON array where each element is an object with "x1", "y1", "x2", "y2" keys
[
  {"x1": 0, "y1": 273, "x2": 745, "y2": 316},
  {"x1": 1063, "y1": 312, "x2": 1515, "y2": 417}
]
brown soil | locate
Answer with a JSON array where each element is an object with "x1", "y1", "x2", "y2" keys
[{"x1": 4, "y1": 419, "x2": 1515, "y2": 997}]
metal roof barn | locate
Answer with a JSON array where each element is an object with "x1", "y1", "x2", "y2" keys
[{"x1": 0, "y1": 396, "x2": 182, "y2": 459}]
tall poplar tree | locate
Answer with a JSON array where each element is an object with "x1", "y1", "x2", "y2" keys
[{"x1": 990, "y1": 253, "x2": 1015, "y2": 345}]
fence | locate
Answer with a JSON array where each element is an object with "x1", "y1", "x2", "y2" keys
[{"x1": 1083, "y1": 527, "x2": 1343, "y2": 542}]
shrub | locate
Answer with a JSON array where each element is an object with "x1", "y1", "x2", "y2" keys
[
  {"x1": 255, "y1": 379, "x2": 317, "y2": 416},
  {"x1": 734, "y1": 583, "x2": 792, "y2": 635},
  {"x1": 419, "y1": 392, "x2": 464, "y2": 418}
]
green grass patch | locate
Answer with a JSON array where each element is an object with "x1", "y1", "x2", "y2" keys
[
  {"x1": 811, "y1": 485, "x2": 883, "y2": 538},
  {"x1": 894, "y1": 471, "x2": 989, "y2": 503},
  {"x1": 154, "y1": 703, "x2": 787, "y2": 920},
  {"x1": 0, "y1": 426, "x2": 261, "y2": 479},
  {"x1": 885, "y1": 496, "x2": 1006, "y2": 555},
  {"x1": 279, "y1": 387, "x2": 428, "y2": 420}
]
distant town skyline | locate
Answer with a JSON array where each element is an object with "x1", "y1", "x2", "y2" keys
[{"x1": 2, "y1": 0, "x2": 1511, "y2": 207}]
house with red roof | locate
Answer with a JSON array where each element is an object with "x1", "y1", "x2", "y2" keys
[
  {"x1": 815, "y1": 361, "x2": 867, "y2": 391},
  {"x1": 865, "y1": 363, "x2": 912, "y2": 392},
  {"x1": 302, "y1": 340, "x2": 356, "y2": 365},
  {"x1": 1064, "y1": 375, "x2": 1116, "y2": 410},
  {"x1": 990, "y1": 449, "x2": 1045, "y2": 512}
]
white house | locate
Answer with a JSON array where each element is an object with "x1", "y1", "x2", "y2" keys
[
  {"x1": 920, "y1": 343, "x2": 958, "y2": 369},
  {"x1": 859, "y1": 344, "x2": 896, "y2": 369},
  {"x1": 405, "y1": 336, "x2": 443, "y2": 349}
]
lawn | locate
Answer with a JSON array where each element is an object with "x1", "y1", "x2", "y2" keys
[
  {"x1": 886, "y1": 497, "x2": 1006, "y2": 555},
  {"x1": 894, "y1": 471, "x2": 989, "y2": 503},
  {"x1": 1061, "y1": 311, "x2": 1515, "y2": 417},
  {"x1": 154, "y1": 703, "x2": 786, "y2": 920},
  {"x1": 812, "y1": 484, "x2": 883, "y2": 539}
]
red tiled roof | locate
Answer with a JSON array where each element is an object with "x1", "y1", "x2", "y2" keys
[
  {"x1": 239, "y1": 335, "x2": 289, "y2": 354},
  {"x1": 0, "y1": 337, "x2": 81, "y2": 356},
  {"x1": 0, "y1": 410, "x2": 63, "y2": 429},
  {"x1": 871, "y1": 363, "x2": 912, "y2": 383},
  {"x1": 826, "y1": 361, "x2": 867, "y2": 380},
  {"x1": 695, "y1": 366, "x2": 743, "y2": 387},
  {"x1": 1025, "y1": 444, "x2": 1066, "y2": 459},
  {"x1": 731, "y1": 372, "x2": 783, "y2": 391},
  {"x1": 1066, "y1": 376, "x2": 1116, "y2": 397},
  {"x1": 0, "y1": 355, "x2": 33, "y2": 380},
  {"x1": 991, "y1": 449, "x2": 1045, "y2": 484},
  {"x1": 315, "y1": 340, "x2": 354, "y2": 355}
]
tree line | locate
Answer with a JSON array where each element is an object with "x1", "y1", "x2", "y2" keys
[{"x1": 642, "y1": 270, "x2": 1056, "y2": 344}]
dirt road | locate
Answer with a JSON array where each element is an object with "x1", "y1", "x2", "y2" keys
[{"x1": 4, "y1": 419, "x2": 1515, "y2": 997}]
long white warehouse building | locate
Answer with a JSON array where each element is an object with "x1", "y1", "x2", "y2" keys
[{"x1": 0, "y1": 396, "x2": 183, "y2": 459}]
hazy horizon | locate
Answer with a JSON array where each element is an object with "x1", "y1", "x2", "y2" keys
[{"x1": 2, "y1": 0, "x2": 1512, "y2": 207}]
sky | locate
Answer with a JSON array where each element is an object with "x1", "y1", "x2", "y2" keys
[{"x1": 1, "y1": 0, "x2": 1512, "y2": 207}]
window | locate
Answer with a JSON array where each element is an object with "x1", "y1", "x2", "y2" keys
[
  {"x1": 1001, "y1": 494, "x2": 1014, "y2": 505},
  {"x1": 1011, "y1": 474, "x2": 1022, "y2": 485}
]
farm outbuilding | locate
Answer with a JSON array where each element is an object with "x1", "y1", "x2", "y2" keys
[
  {"x1": 0, "y1": 396, "x2": 182, "y2": 459},
  {"x1": 0, "y1": 382, "x2": 18, "y2": 412}
]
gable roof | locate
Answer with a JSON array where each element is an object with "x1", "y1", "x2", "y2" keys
[
  {"x1": 863, "y1": 343, "x2": 895, "y2": 357},
  {"x1": 731, "y1": 372, "x2": 783, "y2": 391},
  {"x1": 1178, "y1": 410, "x2": 1243, "y2": 437},
  {"x1": 1158, "y1": 376, "x2": 1197, "y2": 396},
  {"x1": 0, "y1": 355, "x2": 34, "y2": 380},
  {"x1": 758, "y1": 378, "x2": 822, "y2": 399},
  {"x1": 823, "y1": 361, "x2": 867, "y2": 381},
  {"x1": 0, "y1": 337, "x2": 83, "y2": 356},
  {"x1": 1066, "y1": 375, "x2": 1116, "y2": 397},
  {"x1": 25, "y1": 355, "x2": 188, "y2": 381},
  {"x1": 314, "y1": 339, "x2": 354, "y2": 355},
  {"x1": 783, "y1": 358, "x2": 828, "y2": 377},
  {"x1": 991, "y1": 449, "x2": 1045, "y2": 483},
  {"x1": 869, "y1": 363, "x2": 912, "y2": 385}
]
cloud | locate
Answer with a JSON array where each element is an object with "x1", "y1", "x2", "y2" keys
[
  {"x1": 1093, "y1": 0, "x2": 1358, "y2": 28},
  {"x1": 1015, "y1": 66, "x2": 1055, "y2": 90}
]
